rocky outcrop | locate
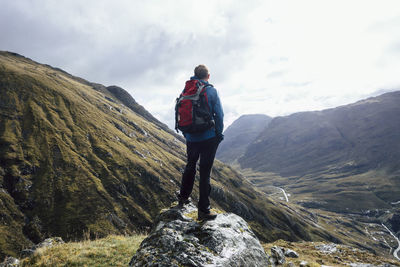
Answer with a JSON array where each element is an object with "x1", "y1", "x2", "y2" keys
[
  {"x1": 20, "y1": 237, "x2": 64, "y2": 258},
  {"x1": 268, "y1": 246, "x2": 299, "y2": 266},
  {"x1": 129, "y1": 203, "x2": 269, "y2": 267}
]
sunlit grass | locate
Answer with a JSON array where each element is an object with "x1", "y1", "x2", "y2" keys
[{"x1": 20, "y1": 234, "x2": 146, "y2": 267}]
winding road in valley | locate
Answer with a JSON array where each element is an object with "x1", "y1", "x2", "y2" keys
[
  {"x1": 382, "y1": 223, "x2": 400, "y2": 261},
  {"x1": 277, "y1": 187, "x2": 289, "y2": 202},
  {"x1": 246, "y1": 176, "x2": 289, "y2": 202},
  {"x1": 260, "y1": 186, "x2": 289, "y2": 202}
]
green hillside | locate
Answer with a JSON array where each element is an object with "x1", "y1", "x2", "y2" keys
[{"x1": 0, "y1": 51, "x2": 339, "y2": 260}]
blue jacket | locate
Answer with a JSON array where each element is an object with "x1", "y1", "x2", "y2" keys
[{"x1": 184, "y1": 76, "x2": 224, "y2": 142}]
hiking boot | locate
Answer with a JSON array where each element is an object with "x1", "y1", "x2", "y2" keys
[
  {"x1": 176, "y1": 191, "x2": 190, "y2": 207},
  {"x1": 197, "y1": 210, "x2": 217, "y2": 221},
  {"x1": 178, "y1": 198, "x2": 190, "y2": 207}
]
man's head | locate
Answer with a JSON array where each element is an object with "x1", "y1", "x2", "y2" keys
[{"x1": 194, "y1": 65, "x2": 210, "y2": 81}]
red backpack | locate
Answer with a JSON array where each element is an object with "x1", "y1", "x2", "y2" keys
[{"x1": 175, "y1": 80, "x2": 215, "y2": 133}]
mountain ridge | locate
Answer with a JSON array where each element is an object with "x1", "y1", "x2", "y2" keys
[{"x1": 239, "y1": 90, "x2": 400, "y2": 176}]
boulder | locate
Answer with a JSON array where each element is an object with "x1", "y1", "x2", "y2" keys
[
  {"x1": 0, "y1": 257, "x2": 19, "y2": 267},
  {"x1": 315, "y1": 243, "x2": 338, "y2": 254},
  {"x1": 284, "y1": 248, "x2": 299, "y2": 258},
  {"x1": 129, "y1": 203, "x2": 269, "y2": 266},
  {"x1": 268, "y1": 246, "x2": 299, "y2": 266},
  {"x1": 270, "y1": 246, "x2": 285, "y2": 265}
]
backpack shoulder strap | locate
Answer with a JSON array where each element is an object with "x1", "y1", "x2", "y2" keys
[{"x1": 199, "y1": 82, "x2": 213, "y2": 94}]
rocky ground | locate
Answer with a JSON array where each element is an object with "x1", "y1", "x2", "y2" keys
[
  {"x1": 1, "y1": 219, "x2": 399, "y2": 266},
  {"x1": 263, "y1": 240, "x2": 400, "y2": 266}
]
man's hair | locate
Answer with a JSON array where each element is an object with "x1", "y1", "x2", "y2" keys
[{"x1": 194, "y1": 65, "x2": 209, "y2": 79}]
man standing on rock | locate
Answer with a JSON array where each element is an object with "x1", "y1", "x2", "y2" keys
[{"x1": 175, "y1": 64, "x2": 224, "y2": 220}]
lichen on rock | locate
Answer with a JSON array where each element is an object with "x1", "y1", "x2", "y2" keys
[{"x1": 129, "y1": 203, "x2": 269, "y2": 266}]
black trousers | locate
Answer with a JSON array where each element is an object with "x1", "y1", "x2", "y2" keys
[{"x1": 179, "y1": 137, "x2": 219, "y2": 212}]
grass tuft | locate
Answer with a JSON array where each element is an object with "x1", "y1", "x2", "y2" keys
[{"x1": 20, "y1": 234, "x2": 146, "y2": 267}]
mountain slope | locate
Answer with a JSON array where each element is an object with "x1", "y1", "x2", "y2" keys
[
  {"x1": 0, "y1": 52, "x2": 337, "y2": 259},
  {"x1": 240, "y1": 92, "x2": 400, "y2": 175},
  {"x1": 216, "y1": 114, "x2": 272, "y2": 164},
  {"x1": 238, "y1": 91, "x2": 400, "y2": 212}
]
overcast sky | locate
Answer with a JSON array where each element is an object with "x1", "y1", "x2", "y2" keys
[{"x1": 1, "y1": 0, "x2": 400, "y2": 129}]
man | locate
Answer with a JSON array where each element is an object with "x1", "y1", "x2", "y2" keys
[{"x1": 177, "y1": 64, "x2": 224, "y2": 220}]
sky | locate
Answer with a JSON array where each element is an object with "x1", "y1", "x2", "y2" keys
[{"x1": 1, "y1": 0, "x2": 400, "y2": 130}]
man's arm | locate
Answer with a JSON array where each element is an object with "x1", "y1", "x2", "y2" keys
[{"x1": 209, "y1": 87, "x2": 224, "y2": 139}]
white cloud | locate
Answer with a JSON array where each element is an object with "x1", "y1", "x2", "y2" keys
[{"x1": 1, "y1": 0, "x2": 400, "y2": 130}]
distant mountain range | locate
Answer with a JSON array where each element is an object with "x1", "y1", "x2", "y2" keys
[
  {"x1": 240, "y1": 91, "x2": 400, "y2": 176},
  {"x1": 220, "y1": 91, "x2": 400, "y2": 214},
  {"x1": 217, "y1": 114, "x2": 272, "y2": 164},
  {"x1": 0, "y1": 51, "x2": 338, "y2": 260}
]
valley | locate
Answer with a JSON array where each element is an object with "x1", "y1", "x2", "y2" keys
[
  {"x1": 245, "y1": 168, "x2": 400, "y2": 260},
  {"x1": 218, "y1": 92, "x2": 400, "y2": 262}
]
